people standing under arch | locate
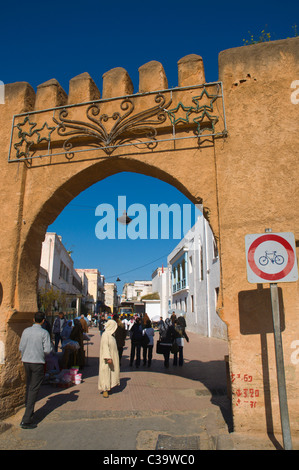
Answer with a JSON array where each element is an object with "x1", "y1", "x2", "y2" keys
[
  {"x1": 70, "y1": 319, "x2": 85, "y2": 369},
  {"x1": 98, "y1": 319, "x2": 120, "y2": 398},
  {"x1": 158, "y1": 318, "x2": 176, "y2": 368},
  {"x1": 79, "y1": 314, "x2": 89, "y2": 334},
  {"x1": 121, "y1": 314, "x2": 131, "y2": 337},
  {"x1": 129, "y1": 317, "x2": 142, "y2": 368},
  {"x1": 52, "y1": 312, "x2": 67, "y2": 352},
  {"x1": 19, "y1": 312, "x2": 52, "y2": 429},
  {"x1": 98, "y1": 314, "x2": 106, "y2": 336},
  {"x1": 142, "y1": 313, "x2": 150, "y2": 328},
  {"x1": 142, "y1": 319, "x2": 155, "y2": 367},
  {"x1": 61, "y1": 320, "x2": 73, "y2": 346},
  {"x1": 173, "y1": 318, "x2": 189, "y2": 366},
  {"x1": 113, "y1": 314, "x2": 127, "y2": 366},
  {"x1": 170, "y1": 312, "x2": 176, "y2": 325}
]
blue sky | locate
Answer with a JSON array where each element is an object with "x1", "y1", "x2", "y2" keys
[
  {"x1": 0, "y1": 1, "x2": 298, "y2": 91},
  {"x1": 1, "y1": 0, "x2": 298, "y2": 293},
  {"x1": 46, "y1": 173, "x2": 201, "y2": 292}
]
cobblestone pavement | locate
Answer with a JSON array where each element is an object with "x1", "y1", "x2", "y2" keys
[{"x1": 0, "y1": 328, "x2": 296, "y2": 451}]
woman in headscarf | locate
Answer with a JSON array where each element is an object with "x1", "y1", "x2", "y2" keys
[
  {"x1": 61, "y1": 320, "x2": 73, "y2": 346},
  {"x1": 98, "y1": 319, "x2": 120, "y2": 398}
]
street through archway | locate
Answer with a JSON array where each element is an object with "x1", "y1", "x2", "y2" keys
[{"x1": 1, "y1": 327, "x2": 231, "y2": 450}]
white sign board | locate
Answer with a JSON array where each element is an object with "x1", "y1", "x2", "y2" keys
[{"x1": 245, "y1": 232, "x2": 298, "y2": 284}]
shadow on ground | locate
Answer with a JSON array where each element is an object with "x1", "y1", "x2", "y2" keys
[{"x1": 37, "y1": 337, "x2": 233, "y2": 432}]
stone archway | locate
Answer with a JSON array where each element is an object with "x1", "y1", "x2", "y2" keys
[
  {"x1": 16, "y1": 158, "x2": 213, "y2": 316},
  {"x1": 0, "y1": 38, "x2": 298, "y2": 442}
]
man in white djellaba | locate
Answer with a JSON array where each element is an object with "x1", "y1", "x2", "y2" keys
[{"x1": 98, "y1": 319, "x2": 120, "y2": 398}]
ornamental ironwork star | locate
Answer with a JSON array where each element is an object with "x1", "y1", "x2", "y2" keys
[
  {"x1": 14, "y1": 116, "x2": 56, "y2": 159},
  {"x1": 191, "y1": 86, "x2": 219, "y2": 112},
  {"x1": 165, "y1": 85, "x2": 221, "y2": 134},
  {"x1": 167, "y1": 102, "x2": 193, "y2": 126}
]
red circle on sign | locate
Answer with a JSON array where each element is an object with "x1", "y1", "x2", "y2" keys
[{"x1": 247, "y1": 234, "x2": 295, "y2": 281}]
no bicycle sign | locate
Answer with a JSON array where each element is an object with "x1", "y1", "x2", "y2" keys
[
  {"x1": 245, "y1": 232, "x2": 298, "y2": 284},
  {"x1": 245, "y1": 231, "x2": 297, "y2": 449}
]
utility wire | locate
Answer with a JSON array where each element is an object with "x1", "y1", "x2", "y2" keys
[{"x1": 105, "y1": 253, "x2": 168, "y2": 280}]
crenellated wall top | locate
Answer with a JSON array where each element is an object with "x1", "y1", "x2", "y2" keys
[{"x1": 4, "y1": 54, "x2": 205, "y2": 110}]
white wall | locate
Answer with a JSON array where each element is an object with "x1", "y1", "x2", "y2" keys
[
  {"x1": 41, "y1": 234, "x2": 80, "y2": 294},
  {"x1": 144, "y1": 300, "x2": 161, "y2": 321},
  {"x1": 151, "y1": 267, "x2": 169, "y2": 319},
  {"x1": 167, "y1": 216, "x2": 227, "y2": 340}
]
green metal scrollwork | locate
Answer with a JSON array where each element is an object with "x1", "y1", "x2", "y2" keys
[{"x1": 8, "y1": 82, "x2": 227, "y2": 164}]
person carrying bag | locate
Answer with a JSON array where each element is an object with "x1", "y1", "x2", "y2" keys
[
  {"x1": 157, "y1": 318, "x2": 176, "y2": 368},
  {"x1": 173, "y1": 319, "x2": 189, "y2": 366},
  {"x1": 142, "y1": 320, "x2": 154, "y2": 367}
]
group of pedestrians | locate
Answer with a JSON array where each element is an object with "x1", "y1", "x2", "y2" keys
[
  {"x1": 158, "y1": 316, "x2": 189, "y2": 368},
  {"x1": 18, "y1": 309, "x2": 190, "y2": 424},
  {"x1": 129, "y1": 315, "x2": 155, "y2": 368},
  {"x1": 98, "y1": 312, "x2": 190, "y2": 398}
]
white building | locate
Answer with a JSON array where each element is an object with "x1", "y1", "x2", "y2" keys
[
  {"x1": 151, "y1": 267, "x2": 169, "y2": 319},
  {"x1": 121, "y1": 280, "x2": 152, "y2": 302},
  {"x1": 39, "y1": 232, "x2": 83, "y2": 313},
  {"x1": 104, "y1": 282, "x2": 118, "y2": 313},
  {"x1": 76, "y1": 269, "x2": 105, "y2": 314},
  {"x1": 167, "y1": 216, "x2": 227, "y2": 340}
]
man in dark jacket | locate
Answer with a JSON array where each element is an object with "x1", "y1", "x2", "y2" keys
[
  {"x1": 52, "y1": 311, "x2": 67, "y2": 352},
  {"x1": 98, "y1": 314, "x2": 106, "y2": 335},
  {"x1": 129, "y1": 317, "x2": 142, "y2": 368}
]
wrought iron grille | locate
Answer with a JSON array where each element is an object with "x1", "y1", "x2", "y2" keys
[{"x1": 8, "y1": 82, "x2": 227, "y2": 164}]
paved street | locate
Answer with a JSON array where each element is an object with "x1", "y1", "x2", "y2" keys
[{"x1": 0, "y1": 327, "x2": 294, "y2": 451}]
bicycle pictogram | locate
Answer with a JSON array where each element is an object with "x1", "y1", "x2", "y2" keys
[
  {"x1": 259, "y1": 250, "x2": 285, "y2": 267},
  {"x1": 246, "y1": 232, "x2": 297, "y2": 283}
]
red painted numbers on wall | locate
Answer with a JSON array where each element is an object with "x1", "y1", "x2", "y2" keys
[
  {"x1": 231, "y1": 373, "x2": 260, "y2": 409},
  {"x1": 231, "y1": 373, "x2": 252, "y2": 383}
]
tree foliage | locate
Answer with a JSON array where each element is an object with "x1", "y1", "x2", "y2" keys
[{"x1": 38, "y1": 287, "x2": 68, "y2": 312}]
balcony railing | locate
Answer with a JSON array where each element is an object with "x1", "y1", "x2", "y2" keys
[{"x1": 172, "y1": 279, "x2": 187, "y2": 294}]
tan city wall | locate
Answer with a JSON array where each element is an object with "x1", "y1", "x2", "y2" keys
[{"x1": 0, "y1": 38, "x2": 298, "y2": 440}]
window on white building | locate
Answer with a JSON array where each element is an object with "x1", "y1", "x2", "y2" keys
[
  {"x1": 213, "y1": 239, "x2": 219, "y2": 261},
  {"x1": 60, "y1": 261, "x2": 69, "y2": 282},
  {"x1": 215, "y1": 287, "x2": 219, "y2": 307},
  {"x1": 182, "y1": 260, "x2": 186, "y2": 288},
  {"x1": 189, "y1": 255, "x2": 193, "y2": 273},
  {"x1": 199, "y1": 245, "x2": 204, "y2": 281}
]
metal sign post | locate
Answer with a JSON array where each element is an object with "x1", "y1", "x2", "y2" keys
[
  {"x1": 270, "y1": 282, "x2": 292, "y2": 450},
  {"x1": 245, "y1": 230, "x2": 298, "y2": 450}
]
